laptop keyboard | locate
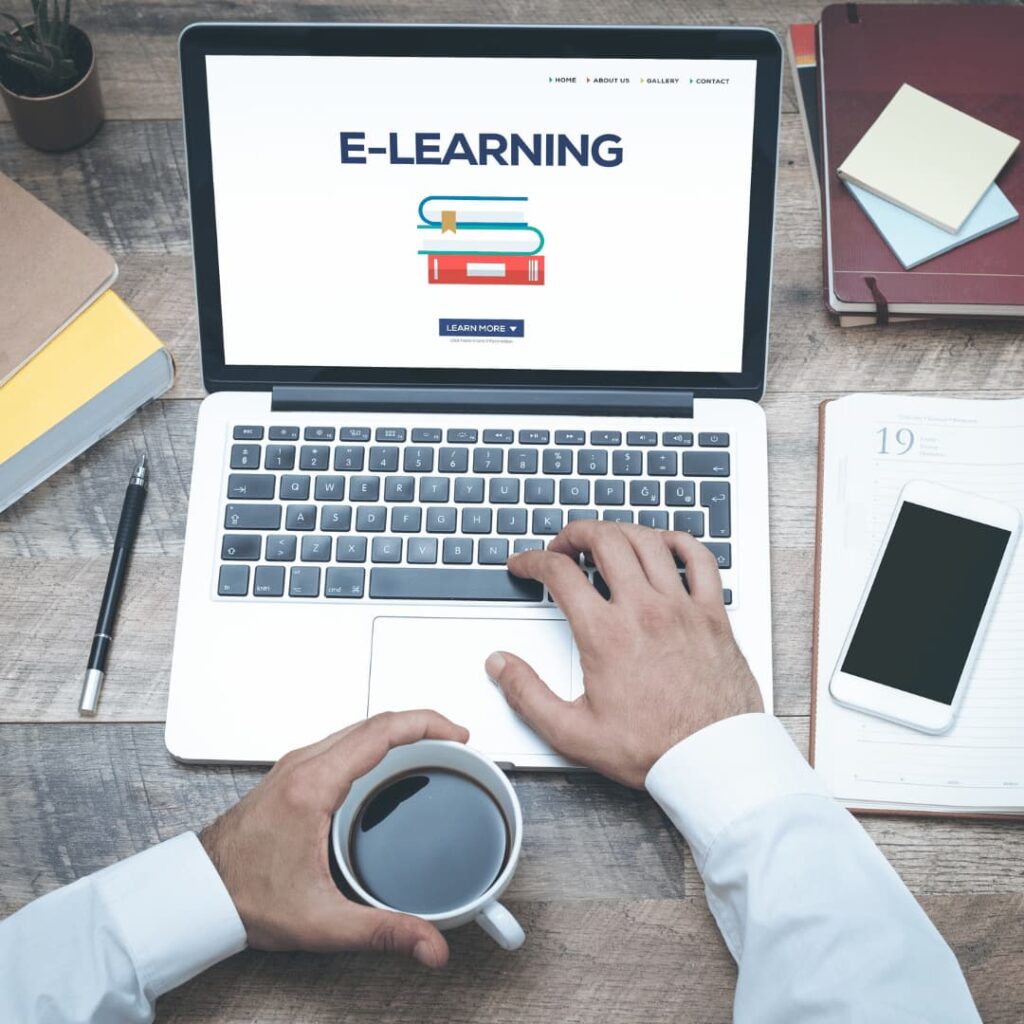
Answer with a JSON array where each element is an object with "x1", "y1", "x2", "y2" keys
[{"x1": 218, "y1": 425, "x2": 733, "y2": 604}]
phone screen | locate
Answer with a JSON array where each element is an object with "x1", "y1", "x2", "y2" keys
[{"x1": 841, "y1": 501, "x2": 1011, "y2": 704}]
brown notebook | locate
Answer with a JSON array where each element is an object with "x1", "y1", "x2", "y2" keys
[
  {"x1": 818, "y1": 4, "x2": 1024, "y2": 319},
  {"x1": 0, "y1": 172, "x2": 117, "y2": 385},
  {"x1": 811, "y1": 393, "x2": 1024, "y2": 819}
]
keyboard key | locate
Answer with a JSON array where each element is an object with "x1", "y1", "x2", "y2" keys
[
  {"x1": 442, "y1": 538, "x2": 474, "y2": 564},
  {"x1": 590, "y1": 430, "x2": 621, "y2": 446},
  {"x1": 486, "y1": 477, "x2": 518, "y2": 505},
  {"x1": 268, "y1": 426, "x2": 300, "y2": 441},
  {"x1": 497, "y1": 508, "x2": 528, "y2": 534},
  {"x1": 612, "y1": 450, "x2": 643, "y2": 476},
  {"x1": 543, "y1": 449, "x2": 572, "y2": 474},
  {"x1": 301, "y1": 535, "x2": 332, "y2": 562},
  {"x1": 279, "y1": 474, "x2": 310, "y2": 500},
  {"x1": 419, "y1": 477, "x2": 450, "y2": 502},
  {"x1": 704, "y1": 542, "x2": 732, "y2": 569},
  {"x1": 299, "y1": 445, "x2": 330, "y2": 471},
  {"x1": 629, "y1": 480, "x2": 660, "y2": 506},
  {"x1": 665, "y1": 480, "x2": 696, "y2": 506},
  {"x1": 602, "y1": 510, "x2": 634, "y2": 524},
  {"x1": 224, "y1": 504, "x2": 280, "y2": 530},
  {"x1": 454, "y1": 478, "x2": 485, "y2": 503},
  {"x1": 304, "y1": 426, "x2": 335, "y2": 441},
  {"x1": 372, "y1": 536, "x2": 403, "y2": 563},
  {"x1": 221, "y1": 534, "x2": 260, "y2": 560},
  {"x1": 350, "y1": 476, "x2": 380, "y2": 501},
  {"x1": 375, "y1": 427, "x2": 406, "y2": 442},
  {"x1": 315, "y1": 475, "x2": 346, "y2": 501},
  {"x1": 368, "y1": 446, "x2": 399, "y2": 472},
  {"x1": 514, "y1": 539, "x2": 544, "y2": 553},
  {"x1": 337, "y1": 537, "x2": 368, "y2": 562},
  {"x1": 673, "y1": 511, "x2": 705, "y2": 537},
  {"x1": 266, "y1": 535, "x2": 297, "y2": 561},
  {"x1": 698, "y1": 432, "x2": 730, "y2": 447},
  {"x1": 369, "y1": 567, "x2": 542, "y2": 601},
  {"x1": 218, "y1": 564, "x2": 249, "y2": 596},
  {"x1": 264, "y1": 444, "x2": 296, "y2": 470},
  {"x1": 334, "y1": 445, "x2": 365, "y2": 471},
  {"x1": 447, "y1": 428, "x2": 478, "y2": 444},
  {"x1": 411, "y1": 428, "x2": 442, "y2": 443},
  {"x1": 355, "y1": 506, "x2": 387, "y2": 532},
  {"x1": 289, "y1": 566, "x2": 320, "y2": 597},
  {"x1": 518, "y1": 429, "x2": 549, "y2": 444},
  {"x1": 439, "y1": 447, "x2": 469, "y2": 473},
  {"x1": 325, "y1": 567, "x2": 366, "y2": 598},
  {"x1": 532, "y1": 509, "x2": 563, "y2": 535},
  {"x1": 426, "y1": 507, "x2": 457, "y2": 533},
  {"x1": 321, "y1": 506, "x2": 352, "y2": 532},
  {"x1": 230, "y1": 444, "x2": 261, "y2": 470},
  {"x1": 647, "y1": 451, "x2": 678, "y2": 476},
  {"x1": 662, "y1": 431, "x2": 693, "y2": 447},
  {"x1": 473, "y1": 448, "x2": 504, "y2": 473},
  {"x1": 340, "y1": 427, "x2": 371, "y2": 441},
  {"x1": 285, "y1": 504, "x2": 316, "y2": 530},
  {"x1": 723, "y1": 588, "x2": 733, "y2": 606},
  {"x1": 626, "y1": 431, "x2": 657, "y2": 446},
  {"x1": 701, "y1": 481, "x2": 731, "y2": 538},
  {"x1": 483, "y1": 429, "x2": 514, "y2": 444},
  {"x1": 684, "y1": 452, "x2": 730, "y2": 477},
  {"x1": 403, "y1": 446, "x2": 435, "y2": 472},
  {"x1": 594, "y1": 480, "x2": 625, "y2": 506},
  {"x1": 478, "y1": 539, "x2": 509, "y2": 565},
  {"x1": 462, "y1": 508, "x2": 492, "y2": 534},
  {"x1": 391, "y1": 507, "x2": 422, "y2": 532},
  {"x1": 554, "y1": 430, "x2": 586, "y2": 445},
  {"x1": 525, "y1": 479, "x2": 555, "y2": 504},
  {"x1": 383, "y1": 476, "x2": 415, "y2": 502},
  {"x1": 233, "y1": 425, "x2": 263, "y2": 440},
  {"x1": 408, "y1": 538, "x2": 439, "y2": 564},
  {"x1": 227, "y1": 473, "x2": 275, "y2": 500},
  {"x1": 253, "y1": 565, "x2": 285, "y2": 596},
  {"x1": 568, "y1": 509, "x2": 598, "y2": 522},
  {"x1": 559, "y1": 479, "x2": 590, "y2": 505},
  {"x1": 509, "y1": 449, "x2": 538, "y2": 474},
  {"x1": 639, "y1": 510, "x2": 669, "y2": 529},
  {"x1": 578, "y1": 450, "x2": 608, "y2": 475}
]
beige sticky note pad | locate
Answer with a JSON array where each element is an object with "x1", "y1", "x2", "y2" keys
[{"x1": 838, "y1": 84, "x2": 1019, "y2": 233}]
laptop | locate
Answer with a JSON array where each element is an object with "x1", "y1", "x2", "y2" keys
[{"x1": 168, "y1": 23, "x2": 782, "y2": 765}]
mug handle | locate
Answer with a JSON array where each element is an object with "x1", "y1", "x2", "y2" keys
[{"x1": 474, "y1": 900, "x2": 525, "y2": 950}]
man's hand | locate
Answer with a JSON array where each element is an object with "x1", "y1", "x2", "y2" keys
[
  {"x1": 486, "y1": 522, "x2": 762, "y2": 788},
  {"x1": 200, "y1": 710, "x2": 469, "y2": 966}
]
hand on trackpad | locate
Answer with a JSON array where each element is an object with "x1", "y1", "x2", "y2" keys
[{"x1": 367, "y1": 617, "x2": 575, "y2": 759}]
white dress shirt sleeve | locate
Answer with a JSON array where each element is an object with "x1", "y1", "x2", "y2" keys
[
  {"x1": 0, "y1": 831, "x2": 247, "y2": 1024},
  {"x1": 646, "y1": 713, "x2": 981, "y2": 1024}
]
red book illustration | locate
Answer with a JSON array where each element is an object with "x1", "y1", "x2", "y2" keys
[{"x1": 427, "y1": 254, "x2": 545, "y2": 286}]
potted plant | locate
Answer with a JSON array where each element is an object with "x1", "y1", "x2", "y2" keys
[{"x1": 0, "y1": 0, "x2": 103, "y2": 151}]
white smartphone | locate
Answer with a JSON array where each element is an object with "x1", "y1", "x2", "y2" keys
[{"x1": 829, "y1": 480, "x2": 1020, "y2": 734}]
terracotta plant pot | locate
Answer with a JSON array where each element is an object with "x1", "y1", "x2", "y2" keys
[{"x1": 0, "y1": 24, "x2": 104, "y2": 152}]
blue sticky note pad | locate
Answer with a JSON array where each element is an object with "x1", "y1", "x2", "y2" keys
[{"x1": 846, "y1": 181, "x2": 1018, "y2": 269}]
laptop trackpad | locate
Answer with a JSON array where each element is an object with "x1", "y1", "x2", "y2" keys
[{"x1": 367, "y1": 616, "x2": 574, "y2": 758}]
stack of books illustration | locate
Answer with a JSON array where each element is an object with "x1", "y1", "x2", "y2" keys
[{"x1": 417, "y1": 195, "x2": 545, "y2": 285}]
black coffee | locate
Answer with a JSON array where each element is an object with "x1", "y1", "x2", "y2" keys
[{"x1": 350, "y1": 768, "x2": 509, "y2": 915}]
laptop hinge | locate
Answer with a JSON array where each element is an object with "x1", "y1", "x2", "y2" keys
[{"x1": 271, "y1": 386, "x2": 694, "y2": 418}]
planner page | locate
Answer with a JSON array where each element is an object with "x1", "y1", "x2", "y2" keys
[{"x1": 813, "y1": 393, "x2": 1024, "y2": 813}]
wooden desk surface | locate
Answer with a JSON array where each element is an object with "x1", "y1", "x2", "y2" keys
[{"x1": 2, "y1": 2, "x2": 1022, "y2": 1020}]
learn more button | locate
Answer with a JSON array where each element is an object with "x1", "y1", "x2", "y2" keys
[{"x1": 439, "y1": 318, "x2": 525, "y2": 338}]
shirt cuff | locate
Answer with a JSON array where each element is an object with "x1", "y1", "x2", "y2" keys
[
  {"x1": 93, "y1": 832, "x2": 247, "y2": 997},
  {"x1": 645, "y1": 713, "x2": 831, "y2": 869}
]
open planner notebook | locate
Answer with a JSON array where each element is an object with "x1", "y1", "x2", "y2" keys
[{"x1": 812, "y1": 393, "x2": 1024, "y2": 818}]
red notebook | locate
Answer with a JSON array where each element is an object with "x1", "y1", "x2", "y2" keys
[{"x1": 818, "y1": 3, "x2": 1024, "y2": 319}]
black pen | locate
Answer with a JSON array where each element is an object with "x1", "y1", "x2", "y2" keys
[{"x1": 80, "y1": 454, "x2": 148, "y2": 716}]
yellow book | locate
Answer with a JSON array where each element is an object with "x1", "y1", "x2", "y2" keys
[{"x1": 0, "y1": 291, "x2": 174, "y2": 510}]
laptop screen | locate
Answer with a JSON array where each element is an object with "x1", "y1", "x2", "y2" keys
[{"x1": 204, "y1": 54, "x2": 758, "y2": 377}]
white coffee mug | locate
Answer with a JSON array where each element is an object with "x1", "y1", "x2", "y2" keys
[{"x1": 331, "y1": 739, "x2": 525, "y2": 950}]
